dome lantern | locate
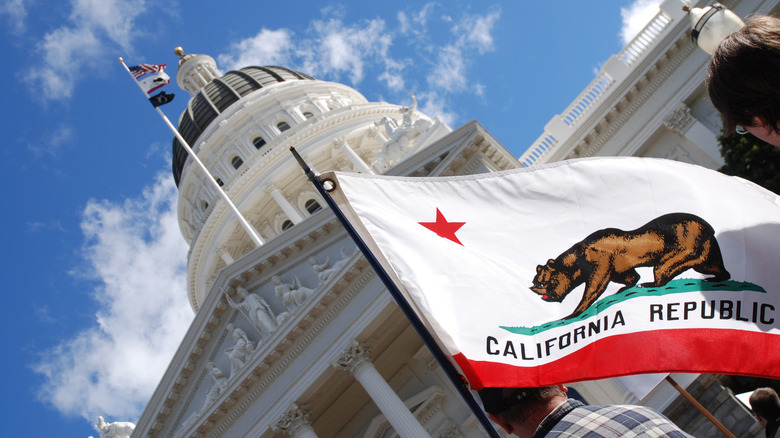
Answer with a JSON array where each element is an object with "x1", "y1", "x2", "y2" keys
[{"x1": 174, "y1": 47, "x2": 223, "y2": 96}]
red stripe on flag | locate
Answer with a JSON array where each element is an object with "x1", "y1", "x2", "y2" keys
[{"x1": 455, "y1": 328, "x2": 780, "y2": 390}]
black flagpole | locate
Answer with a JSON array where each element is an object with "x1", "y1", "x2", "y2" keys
[{"x1": 290, "y1": 147, "x2": 501, "y2": 438}]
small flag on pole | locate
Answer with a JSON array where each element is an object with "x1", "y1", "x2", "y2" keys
[
  {"x1": 323, "y1": 157, "x2": 780, "y2": 390},
  {"x1": 125, "y1": 62, "x2": 174, "y2": 106},
  {"x1": 129, "y1": 63, "x2": 166, "y2": 79},
  {"x1": 138, "y1": 70, "x2": 171, "y2": 95},
  {"x1": 149, "y1": 90, "x2": 175, "y2": 107}
]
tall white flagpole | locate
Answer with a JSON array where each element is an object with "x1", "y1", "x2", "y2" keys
[{"x1": 118, "y1": 57, "x2": 264, "y2": 248}]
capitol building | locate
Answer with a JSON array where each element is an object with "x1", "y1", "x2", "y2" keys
[{"x1": 129, "y1": 1, "x2": 776, "y2": 436}]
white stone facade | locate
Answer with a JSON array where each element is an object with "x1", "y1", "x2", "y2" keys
[{"x1": 131, "y1": 1, "x2": 777, "y2": 436}]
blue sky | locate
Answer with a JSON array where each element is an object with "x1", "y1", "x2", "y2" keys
[{"x1": 0, "y1": 0, "x2": 663, "y2": 436}]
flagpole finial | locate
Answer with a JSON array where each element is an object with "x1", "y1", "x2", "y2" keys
[
  {"x1": 174, "y1": 47, "x2": 184, "y2": 57},
  {"x1": 118, "y1": 57, "x2": 124, "y2": 63}
]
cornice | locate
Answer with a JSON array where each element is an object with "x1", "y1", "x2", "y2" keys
[{"x1": 567, "y1": 37, "x2": 696, "y2": 160}]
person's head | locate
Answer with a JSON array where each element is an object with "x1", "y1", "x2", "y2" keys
[
  {"x1": 478, "y1": 385, "x2": 568, "y2": 438},
  {"x1": 706, "y1": 15, "x2": 780, "y2": 146},
  {"x1": 749, "y1": 387, "x2": 780, "y2": 426}
]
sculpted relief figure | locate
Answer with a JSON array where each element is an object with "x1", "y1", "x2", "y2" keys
[
  {"x1": 309, "y1": 248, "x2": 357, "y2": 284},
  {"x1": 203, "y1": 362, "x2": 228, "y2": 408},
  {"x1": 273, "y1": 275, "x2": 314, "y2": 311},
  {"x1": 225, "y1": 323, "x2": 256, "y2": 376},
  {"x1": 95, "y1": 416, "x2": 135, "y2": 438},
  {"x1": 226, "y1": 286, "x2": 278, "y2": 336},
  {"x1": 309, "y1": 256, "x2": 333, "y2": 284}
]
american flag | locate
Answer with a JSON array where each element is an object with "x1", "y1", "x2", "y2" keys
[{"x1": 129, "y1": 64, "x2": 166, "y2": 79}]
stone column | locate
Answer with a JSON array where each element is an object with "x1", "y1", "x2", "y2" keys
[
  {"x1": 194, "y1": 67, "x2": 209, "y2": 88},
  {"x1": 333, "y1": 137, "x2": 372, "y2": 173},
  {"x1": 267, "y1": 185, "x2": 305, "y2": 225},
  {"x1": 272, "y1": 403, "x2": 319, "y2": 438},
  {"x1": 333, "y1": 341, "x2": 430, "y2": 438},
  {"x1": 218, "y1": 247, "x2": 234, "y2": 265}
]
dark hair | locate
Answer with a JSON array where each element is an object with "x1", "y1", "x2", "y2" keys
[
  {"x1": 707, "y1": 15, "x2": 780, "y2": 134},
  {"x1": 478, "y1": 386, "x2": 564, "y2": 425},
  {"x1": 750, "y1": 387, "x2": 780, "y2": 421}
]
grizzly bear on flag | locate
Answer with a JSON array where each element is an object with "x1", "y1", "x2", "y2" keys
[{"x1": 530, "y1": 212, "x2": 730, "y2": 319}]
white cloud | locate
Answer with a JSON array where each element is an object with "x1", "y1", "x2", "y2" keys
[
  {"x1": 379, "y1": 69, "x2": 405, "y2": 91},
  {"x1": 309, "y1": 18, "x2": 392, "y2": 84},
  {"x1": 426, "y1": 9, "x2": 500, "y2": 94},
  {"x1": 27, "y1": 26, "x2": 102, "y2": 100},
  {"x1": 33, "y1": 170, "x2": 192, "y2": 422},
  {"x1": 397, "y1": 2, "x2": 435, "y2": 37},
  {"x1": 27, "y1": 0, "x2": 149, "y2": 101},
  {"x1": 0, "y1": 0, "x2": 29, "y2": 34},
  {"x1": 428, "y1": 45, "x2": 466, "y2": 92},
  {"x1": 458, "y1": 10, "x2": 500, "y2": 54},
  {"x1": 620, "y1": 0, "x2": 663, "y2": 45},
  {"x1": 28, "y1": 124, "x2": 74, "y2": 159},
  {"x1": 216, "y1": 7, "x2": 499, "y2": 127},
  {"x1": 218, "y1": 28, "x2": 295, "y2": 71},
  {"x1": 417, "y1": 91, "x2": 457, "y2": 127},
  {"x1": 73, "y1": 0, "x2": 148, "y2": 49},
  {"x1": 219, "y1": 17, "x2": 398, "y2": 88}
]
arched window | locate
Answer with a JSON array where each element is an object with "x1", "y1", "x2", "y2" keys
[
  {"x1": 215, "y1": 177, "x2": 224, "y2": 187},
  {"x1": 200, "y1": 200, "x2": 209, "y2": 210},
  {"x1": 231, "y1": 156, "x2": 244, "y2": 169},
  {"x1": 305, "y1": 199, "x2": 322, "y2": 214},
  {"x1": 277, "y1": 121, "x2": 291, "y2": 132},
  {"x1": 253, "y1": 137, "x2": 266, "y2": 149},
  {"x1": 303, "y1": 111, "x2": 314, "y2": 119},
  {"x1": 281, "y1": 219, "x2": 294, "y2": 231}
]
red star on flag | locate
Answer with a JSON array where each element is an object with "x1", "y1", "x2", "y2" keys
[{"x1": 418, "y1": 208, "x2": 466, "y2": 245}]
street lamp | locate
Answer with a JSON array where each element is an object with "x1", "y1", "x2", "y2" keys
[{"x1": 683, "y1": 3, "x2": 745, "y2": 55}]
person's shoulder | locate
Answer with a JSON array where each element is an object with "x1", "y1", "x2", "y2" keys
[
  {"x1": 586, "y1": 403, "x2": 676, "y2": 421},
  {"x1": 557, "y1": 404, "x2": 692, "y2": 437}
]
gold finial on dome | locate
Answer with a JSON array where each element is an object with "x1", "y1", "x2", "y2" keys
[{"x1": 174, "y1": 47, "x2": 184, "y2": 57}]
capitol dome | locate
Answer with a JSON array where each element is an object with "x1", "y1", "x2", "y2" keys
[{"x1": 172, "y1": 65, "x2": 315, "y2": 185}]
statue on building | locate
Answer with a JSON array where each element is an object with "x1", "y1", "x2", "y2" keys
[
  {"x1": 308, "y1": 256, "x2": 334, "y2": 284},
  {"x1": 372, "y1": 94, "x2": 432, "y2": 171},
  {"x1": 95, "y1": 416, "x2": 135, "y2": 438},
  {"x1": 226, "y1": 286, "x2": 278, "y2": 336},
  {"x1": 203, "y1": 362, "x2": 228, "y2": 408},
  {"x1": 273, "y1": 275, "x2": 314, "y2": 311},
  {"x1": 225, "y1": 323, "x2": 256, "y2": 376},
  {"x1": 309, "y1": 247, "x2": 357, "y2": 284},
  {"x1": 400, "y1": 92, "x2": 419, "y2": 127}
]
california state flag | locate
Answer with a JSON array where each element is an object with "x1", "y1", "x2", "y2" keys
[{"x1": 323, "y1": 157, "x2": 780, "y2": 389}]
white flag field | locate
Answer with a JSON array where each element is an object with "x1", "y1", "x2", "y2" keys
[{"x1": 324, "y1": 157, "x2": 780, "y2": 389}]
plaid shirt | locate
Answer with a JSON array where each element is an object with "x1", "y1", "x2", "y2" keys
[{"x1": 533, "y1": 399, "x2": 693, "y2": 438}]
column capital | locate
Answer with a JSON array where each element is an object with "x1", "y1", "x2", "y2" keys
[
  {"x1": 332, "y1": 136, "x2": 347, "y2": 150},
  {"x1": 332, "y1": 340, "x2": 372, "y2": 375},
  {"x1": 663, "y1": 102, "x2": 694, "y2": 136},
  {"x1": 272, "y1": 403, "x2": 313, "y2": 436}
]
